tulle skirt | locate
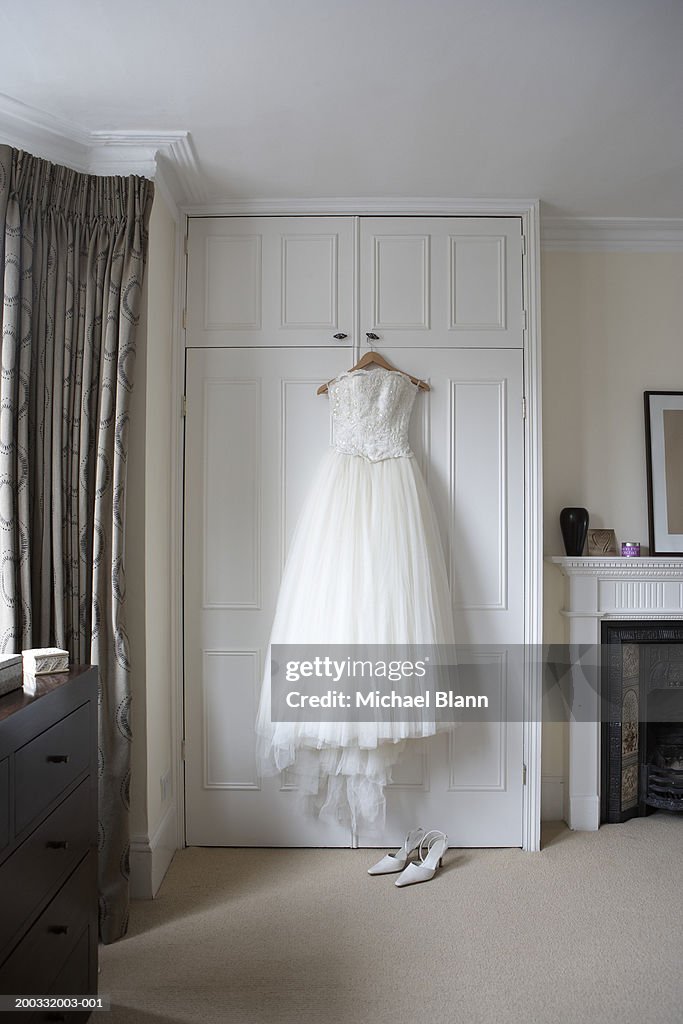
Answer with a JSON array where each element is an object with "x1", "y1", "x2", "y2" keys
[{"x1": 255, "y1": 448, "x2": 455, "y2": 831}]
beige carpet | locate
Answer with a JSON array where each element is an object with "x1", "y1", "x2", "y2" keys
[{"x1": 100, "y1": 815, "x2": 683, "y2": 1024}]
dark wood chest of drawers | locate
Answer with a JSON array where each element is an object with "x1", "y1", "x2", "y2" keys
[{"x1": 0, "y1": 667, "x2": 98, "y2": 1022}]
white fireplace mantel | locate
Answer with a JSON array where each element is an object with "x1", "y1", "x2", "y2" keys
[{"x1": 548, "y1": 556, "x2": 683, "y2": 830}]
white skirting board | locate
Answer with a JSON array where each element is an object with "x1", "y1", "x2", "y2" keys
[
  {"x1": 541, "y1": 776, "x2": 566, "y2": 822},
  {"x1": 130, "y1": 802, "x2": 178, "y2": 899}
]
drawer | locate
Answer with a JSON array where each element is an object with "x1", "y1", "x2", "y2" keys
[
  {"x1": 0, "y1": 780, "x2": 93, "y2": 957},
  {"x1": 50, "y1": 925, "x2": 91, "y2": 994},
  {"x1": 1, "y1": 930, "x2": 93, "y2": 1024},
  {"x1": 0, "y1": 852, "x2": 95, "y2": 995},
  {"x1": 14, "y1": 705, "x2": 90, "y2": 834},
  {"x1": 0, "y1": 757, "x2": 8, "y2": 854},
  {"x1": 44, "y1": 927, "x2": 94, "y2": 1022}
]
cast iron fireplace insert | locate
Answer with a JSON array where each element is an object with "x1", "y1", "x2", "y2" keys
[{"x1": 601, "y1": 620, "x2": 683, "y2": 824}]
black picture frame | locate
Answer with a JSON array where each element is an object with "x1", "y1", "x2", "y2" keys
[{"x1": 644, "y1": 390, "x2": 683, "y2": 556}]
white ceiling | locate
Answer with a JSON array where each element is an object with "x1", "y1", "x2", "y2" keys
[{"x1": 2, "y1": 0, "x2": 682, "y2": 216}]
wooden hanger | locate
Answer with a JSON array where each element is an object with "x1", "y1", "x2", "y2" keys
[{"x1": 317, "y1": 345, "x2": 430, "y2": 395}]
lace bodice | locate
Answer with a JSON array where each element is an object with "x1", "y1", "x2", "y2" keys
[{"x1": 328, "y1": 367, "x2": 418, "y2": 462}]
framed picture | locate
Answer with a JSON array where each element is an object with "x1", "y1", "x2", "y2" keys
[{"x1": 644, "y1": 391, "x2": 683, "y2": 555}]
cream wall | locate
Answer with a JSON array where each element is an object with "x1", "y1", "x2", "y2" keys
[
  {"x1": 128, "y1": 190, "x2": 177, "y2": 892},
  {"x1": 143, "y1": 192, "x2": 176, "y2": 840},
  {"x1": 540, "y1": 250, "x2": 683, "y2": 814}
]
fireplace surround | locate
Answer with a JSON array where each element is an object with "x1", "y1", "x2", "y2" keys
[{"x1": 549, "y1": 557, "x2": 683, "y2": 830}]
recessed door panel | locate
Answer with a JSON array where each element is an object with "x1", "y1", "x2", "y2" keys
[
  {"x1": 205, "y1": 235, "x2": 262, "y2": 329},
  {"x1": 203, "y1": 378, "x2": 260, "y2": 609},
  {"x1": 450, "y1": 378, "x2": 507, "y2": 612},
  {"x1": 450, "y1": 234, "x2": 506, "y2": 330},
  {"x1": 281, "y1": 234, "x2": 339, "y2": 328},
  {"x1": 203, "y1": 650, "x2": 260, "y2": 789},
  {"x1": 373, "y1": 234, "x2": 430, "y2": 329}
]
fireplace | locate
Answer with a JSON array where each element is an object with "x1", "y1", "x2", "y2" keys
[
  {"x1": 549, "y1": 556, "x2": 683, "y2": 831},
  {"x1": 601, "y1": 621, "x2": 683, "y2": 823}
]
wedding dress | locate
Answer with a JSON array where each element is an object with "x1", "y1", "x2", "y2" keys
[{"x1": 255, "y1": 365, "x2": 455, "y2": 831}]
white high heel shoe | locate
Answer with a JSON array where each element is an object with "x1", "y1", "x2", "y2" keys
[
  {"x1": 394, "y1": 830, "x2": 448, "y2": 887},
  {"x1": 367, "y1": 827, "x2": 425, "y2": 875}
]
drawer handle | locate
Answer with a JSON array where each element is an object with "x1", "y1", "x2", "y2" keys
[
  {"x1": 46, "y1": 754, "x2": 70, "y2": 763},
  {"x1": 47, "y1": 924, "x2": 69, "y2": 935},
  {"x1": 46, "y1": 840, "x2": 70, "y2": 850}
]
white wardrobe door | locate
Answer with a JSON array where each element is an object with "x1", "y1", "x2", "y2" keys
[
  {"x1": 360, "y1": 217, "x2": 524, "y2": 348},
  {"x1": 183, "y1": 347, "x2": 352, "y2": 846},
  {"x1": 374, "y1": 347, "x2": 526, "y2": 848},
  {"x1": 186, "y1": 217, "x2": 355, "y2": 348}
]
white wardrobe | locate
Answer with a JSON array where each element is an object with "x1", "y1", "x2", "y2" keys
[{"x1": 181, "y1": 213, "x2": 538, "y2": 848}]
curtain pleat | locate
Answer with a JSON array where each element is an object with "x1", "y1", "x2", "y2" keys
[{"x1": 0, "y1": 146, "x2": 153, "y2": 943}]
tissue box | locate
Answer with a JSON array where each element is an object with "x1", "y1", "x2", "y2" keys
[
  {"x1": 22, "y1": 648, "x2": 70, "y2": 677},
  {"x1": 0, "y1": 655, "x2": 24, "y2": 697}
]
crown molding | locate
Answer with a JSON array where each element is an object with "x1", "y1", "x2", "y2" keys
[
  {"x1": 181, "y1": 195, "x2": 540, "y2": 217},
  {"x1": 542, "y1": 216, "x2": 683, "y2": 252},
  {"x1": 2, "y1": 91, "x2": 679, "y2": 244},
  {"x1": 0, "y1": 92, "x2": 204, "y2": 207},
  {"x1": 0, "y1": 92, "x2": 91, "y2": 167},
  {"x1": 180, "y1": 201, "x2": 683, "y2": 254}
]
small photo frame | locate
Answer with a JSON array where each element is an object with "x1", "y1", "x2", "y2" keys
[
  {"x1": 587, "y1": 528, "x2": 618, "y2": 556},
  {"x1": 645, "y1": 391, "x2": 683, "y2": 555}
]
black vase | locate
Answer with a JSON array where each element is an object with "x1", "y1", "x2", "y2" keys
[{"x1": 560, "y1": 507, "x2": 589, "y2": 556}]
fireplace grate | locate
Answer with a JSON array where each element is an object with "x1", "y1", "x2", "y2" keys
[{"x1": 641, "y1": 764, "x2": 683, "y2": 811}]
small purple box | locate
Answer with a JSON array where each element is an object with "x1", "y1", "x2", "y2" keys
[{"x1": 621, "y1": 541, "x2": 640, "y2": 557}]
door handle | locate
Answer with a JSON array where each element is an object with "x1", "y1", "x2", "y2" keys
[
  {"x1": 332, "y1": 333, "x2": 348, "y2": 340},
  {"x1": 366, "y1": 332, "x2": 379, "y2": 341}
]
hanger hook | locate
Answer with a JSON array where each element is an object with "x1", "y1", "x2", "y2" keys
[{"x1": 366, "y1": 332, "x2": 379, "y2": 350}]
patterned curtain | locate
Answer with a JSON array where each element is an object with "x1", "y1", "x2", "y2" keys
[{"x1": 0, "y1": 147, "x2": 153, "y2": 943}]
